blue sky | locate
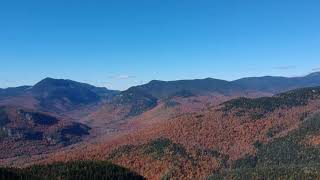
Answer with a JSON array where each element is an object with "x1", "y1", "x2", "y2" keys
[{"x1": 1, "y1": 0, "x2": 320, "y2": 90}]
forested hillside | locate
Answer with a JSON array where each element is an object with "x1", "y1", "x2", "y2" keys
[{"x1": 0, "y1": 161, "x2": 145, "y2": 180}]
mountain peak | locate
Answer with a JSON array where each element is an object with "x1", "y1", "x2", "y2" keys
[
  {"x1": 35, "y1": 77, "x2": 74, "y2": 86},
  {"x1": 32, "y1": 78, "x2": 98, "y2": 93},
  {"x1": 306, "y1": 72, "x2": 320, "y2": 77},
  {"x1": 148, "y1": 80, "x2": 166, "y2": 84}
]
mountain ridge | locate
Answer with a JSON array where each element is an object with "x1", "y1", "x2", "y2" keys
[
  {"x1": 101, "y1": 72, "x2": 320, "y2": 119},
  {"x1": 129, "y1": 72, "x2": 320, "y2": 97}
]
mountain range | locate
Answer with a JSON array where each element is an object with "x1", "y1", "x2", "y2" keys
[
  {"x1": 126, "y1": 71, "x2": 320, "y2": 97},
  {"x1": 1, "y1": 72, "x2": 320, "y2": 179},
  {"x1": 90, "y1": 72, "x2": 320, "y2": 123}
]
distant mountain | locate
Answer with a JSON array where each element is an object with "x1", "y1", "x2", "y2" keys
[
  {"x1": 129, "y1": 72, "x2": 320, "y2": 99},
  {"x1": 129, "y1": 78, "x2": 230, "y2": 99},
  {"x1": 31, "y1": 78, "x2": 118, "y2": 112},
  {"x1": 32, "y1": 77, "x2": 117, "y2": 98},
  {"x1": 102, "y1": 72, "x2": 320, "y2": 118},
  {"x1": 0, "y1": 78, "x2": 119, "y2": 114},
  {"x1": 0, "y1": 86, "x2": 31, "y2": 98},
  {"x1": 232, "y1": 73, "x2": 320, "y2": 93}
]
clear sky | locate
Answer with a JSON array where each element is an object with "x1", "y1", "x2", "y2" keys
[{"x1": 1, "y1": 0, "x2": 320, "y2": 90}]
